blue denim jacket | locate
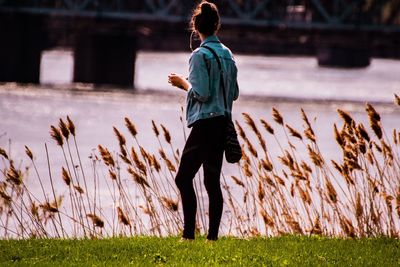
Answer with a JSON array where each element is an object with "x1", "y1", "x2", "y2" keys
[{"x1": 186, "y1": 35, "x2": 239, "y2": 127}]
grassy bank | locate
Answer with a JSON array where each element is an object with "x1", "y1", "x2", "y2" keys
[{"x1": 0, "y1": 236, "x2": 399, "y2": 266}]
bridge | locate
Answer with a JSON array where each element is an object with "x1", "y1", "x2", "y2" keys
[{"x1": 1, "y1": 0, "x2": 399, "y2": 87}]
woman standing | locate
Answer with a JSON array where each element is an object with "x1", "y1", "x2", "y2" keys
[{"x1": 168, "y1": 1, "x2": 239, "y2": 241}]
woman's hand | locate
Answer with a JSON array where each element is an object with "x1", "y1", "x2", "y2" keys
[{"x1": 168, "y1": 73, "x2": 190, "y2": 92}]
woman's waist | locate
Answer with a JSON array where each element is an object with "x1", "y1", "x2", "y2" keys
[{"x1": 191, "y1": 114, "x2": 227, "y2": 128}]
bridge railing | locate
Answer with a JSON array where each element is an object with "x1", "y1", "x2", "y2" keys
[{"x1": 0, "y1": 0, "x2": 399, "y2": 31}]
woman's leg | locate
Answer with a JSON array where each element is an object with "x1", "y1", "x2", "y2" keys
[
  {"x1": 203, "y1": 117, "x2": 225, "y2": 240},
  {"x1": 203, "y1": 150, "x2": 224, "y2": 240},
  {"x1": 175, "y1": 124, "x2": 204, "y2": 239}
]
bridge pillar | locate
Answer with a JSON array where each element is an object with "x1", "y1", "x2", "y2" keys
[
  {"x1": 316, "y1": 34, "x2": 371, "y2": 68},
  {"x1": 73, "y1": 33, "x2": 136, "y2": 87},
  {"x1": 0, "y1": 14, "x2": 45, "y2": 83}
]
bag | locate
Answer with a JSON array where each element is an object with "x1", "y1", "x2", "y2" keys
[
  {"x1": 225, "y1": 120, "x2": 242, "y2": 163},
  {"x1": 201, "y1": 45, "x2": 242, "y2": 163}
]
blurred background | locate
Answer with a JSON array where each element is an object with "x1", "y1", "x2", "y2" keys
[{"x1": 1, "y1": 0, "x2": 399, "y2": 85}]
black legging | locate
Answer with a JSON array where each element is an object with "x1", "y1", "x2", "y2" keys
[{"x1": 175, "y1": 116, "x2": 226, "y2": 240}]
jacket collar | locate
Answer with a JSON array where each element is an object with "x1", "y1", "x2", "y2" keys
[{"x1": 200, "y1": 35, "x2": 220, "y2": 46}]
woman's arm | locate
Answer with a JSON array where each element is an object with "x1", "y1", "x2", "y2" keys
[
  {"x1": 168, "y1": 51, "x2": 210, "y2": 102},
  {"x1": 187, "y1": 51, "x2": 210, "y2": 102}
]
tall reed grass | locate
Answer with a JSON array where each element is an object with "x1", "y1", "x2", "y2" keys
[{"x1": 0, "y1": 96, "x2": 399, "y2": 239}]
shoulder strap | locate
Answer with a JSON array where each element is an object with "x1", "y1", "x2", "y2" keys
[{"x1": 201, "y1": 45, "x2": 228, "y2": 114}]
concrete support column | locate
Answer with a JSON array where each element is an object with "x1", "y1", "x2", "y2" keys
[
  {"x1": 0, "y1": 14, "x2": 45, "y2": 83},
  {"x1": 73, "y1": 33, "x2": 136, "y2": 87},
  {"x1": 316, "y1": 34, "x2": 371, "y2": 68}
]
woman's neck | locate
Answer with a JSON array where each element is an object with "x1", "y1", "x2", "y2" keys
[{"x1": 199, "y1": 33, "x2": 211, "y2": 42}]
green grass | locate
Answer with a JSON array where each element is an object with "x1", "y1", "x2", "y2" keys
[{"x1": 0, "y1": 236, "x2": 399, "y2": 266}]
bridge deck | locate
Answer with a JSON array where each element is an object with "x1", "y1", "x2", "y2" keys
[{"x1": 0, "y1": 0, "x2": 399, "y2": 32}]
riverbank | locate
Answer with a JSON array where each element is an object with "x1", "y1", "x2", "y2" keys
[
  {"x1": 1, "y1": 236, "x2": 399, "y2": 266},
  {"x1": 2, "y1": 82, "x2": 399, "y2": 106}
]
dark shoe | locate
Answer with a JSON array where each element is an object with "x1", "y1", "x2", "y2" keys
[
  {"x1": 179, "y1": 237, "x2": 194, "y2": 242},
  {"x1": 206, "y1": 236, "x2": 218, "y2": 241}
]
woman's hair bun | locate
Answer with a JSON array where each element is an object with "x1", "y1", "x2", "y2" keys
[
  {"x1": 190, "y1": 1, "x2": 220, "y2": 35},
  {"x1": 200, "y1": 2, "x2": 213, "y2": 14}
]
